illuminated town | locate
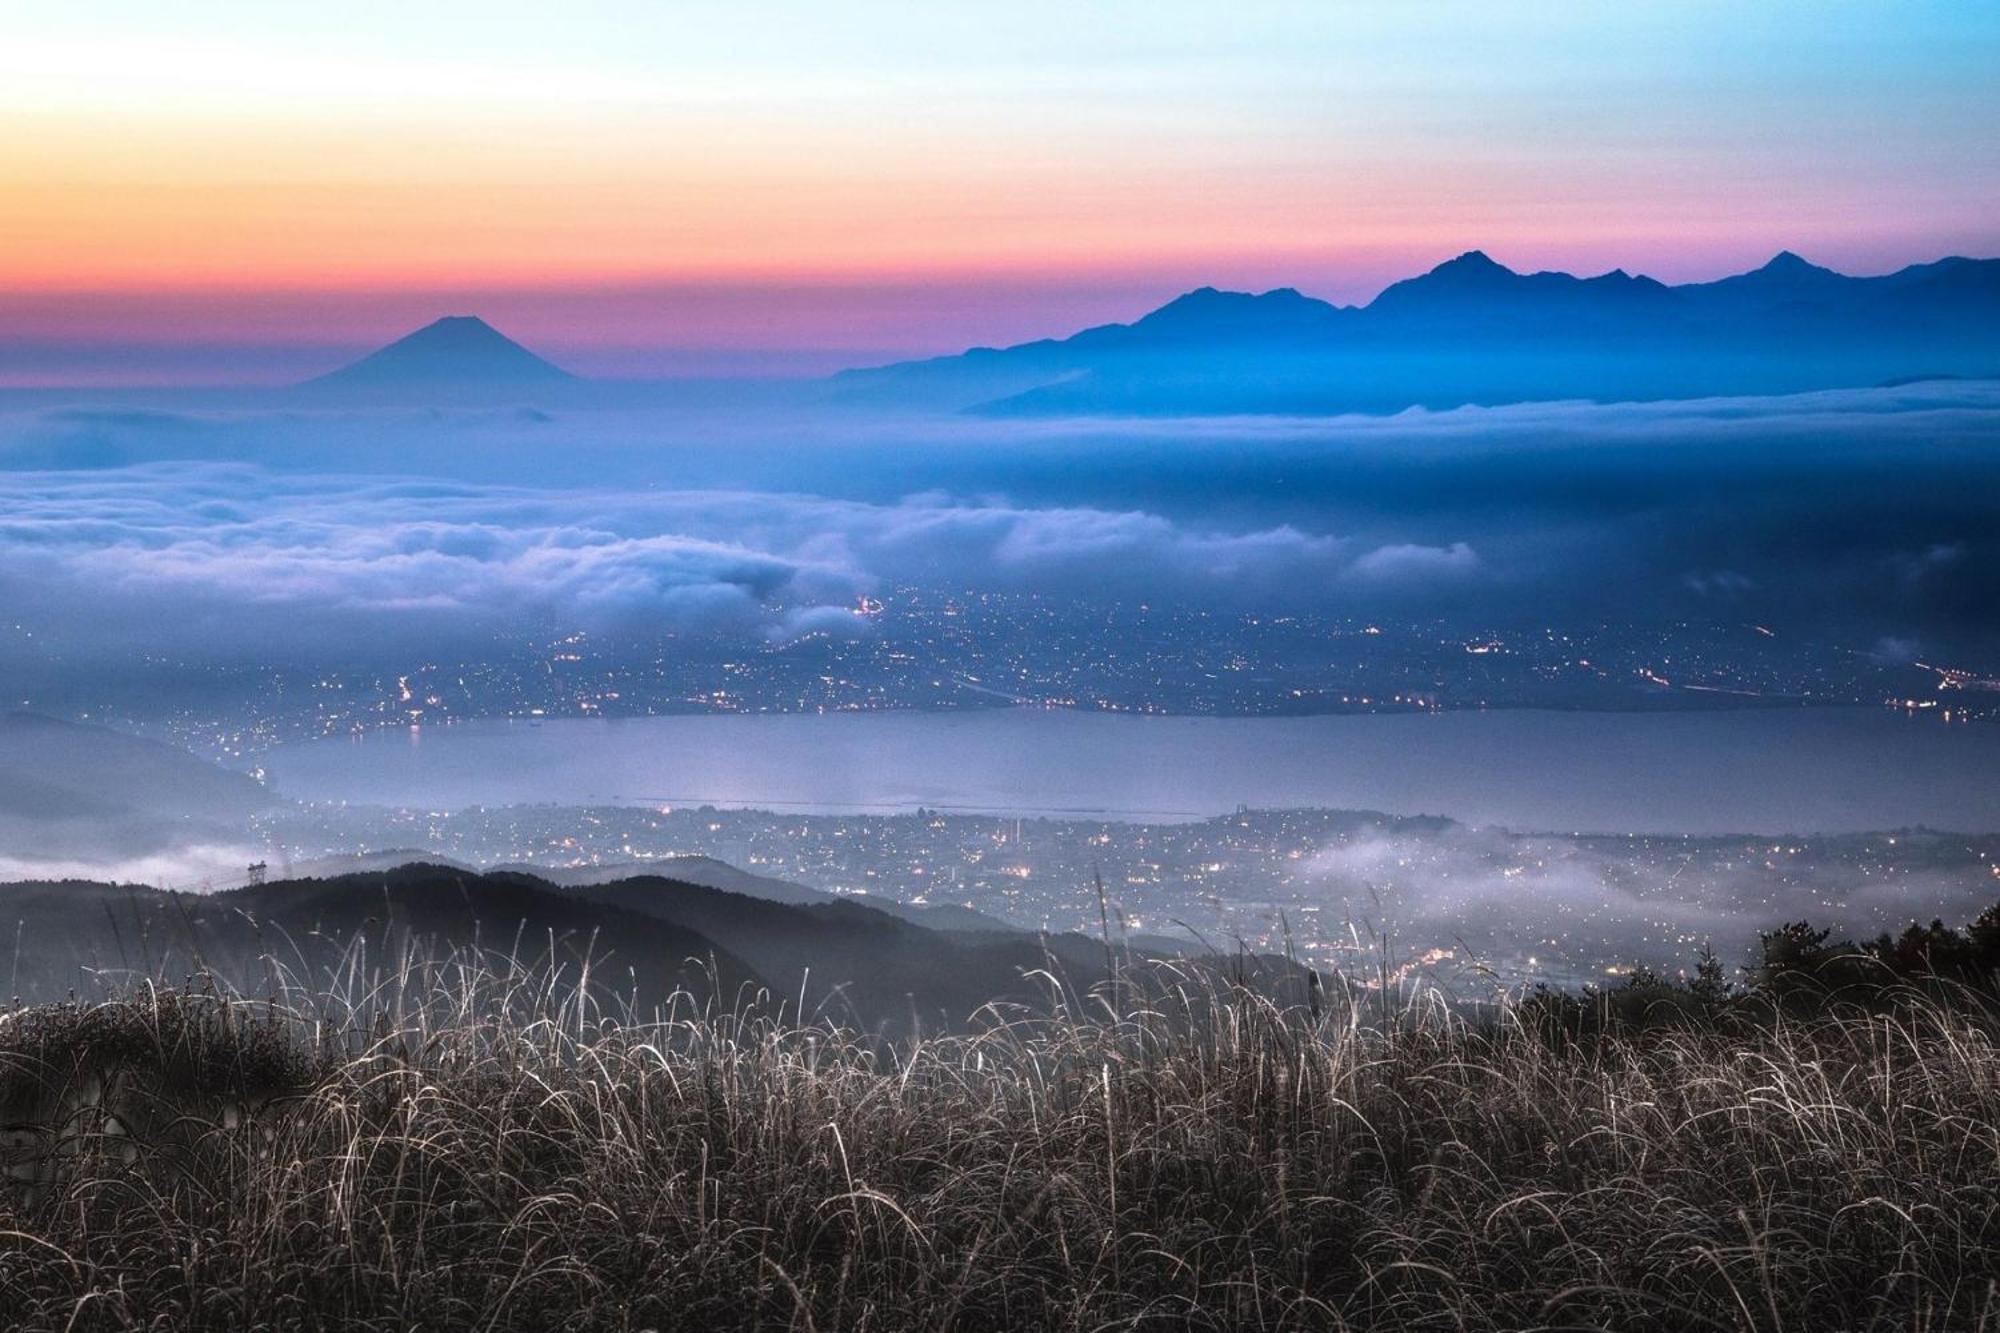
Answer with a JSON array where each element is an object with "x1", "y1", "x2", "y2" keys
[
  {"x1": 23, "y1": 587, "x2": 1991, "y2": 762},
  {"x1": 257, "y1": 800, "x2": 2000, "y2": 992}
]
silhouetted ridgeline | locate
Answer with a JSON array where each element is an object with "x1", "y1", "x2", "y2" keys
[
  {"x1": 0, "y1": 864, "x2": 1232, "y2": 1030},
  {"x1": 839, "y1": 249, "x2": 2000, "y2": 414},
  {"x1": 12, "y1": 860, "x2": 2000, "y2": 1030}
]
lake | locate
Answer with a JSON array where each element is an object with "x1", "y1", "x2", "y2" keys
[{"x1": 257, "y1": 706, "x2": 2000, "y2": 835}]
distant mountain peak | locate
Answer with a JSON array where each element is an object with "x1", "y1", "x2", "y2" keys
[
  {"x1": 1149, "y1": 286, "x2": 1228, "y2": 313},
  {"x1": 1744, "y1": 250, "x2": 1845, "y2": 283},
  {"x1": 1129, "y1": 284, "x2": 1343, "y2": 337},
  {"x1": 1360, "y1": 249, "x2": 1527, "y2": 314},
  {"x1": 1152, "y1": 285, "x2": 1315, "y2": 311},
  {"x1": 306, "y1": 315, "x2": 574, "y2": 390},
  {"x1": 421, "y1": 314, "x2": 502, "y2": 337},
  {"x1": 840, "y1": 247, "x2": 2000, "y2": 416},
  {"x1": 1368, "y1": 250, "x2": 1521, "y2": 303},
  {"x1": 1432, "y1": 250, "x2": 1513, "y2": 277}
]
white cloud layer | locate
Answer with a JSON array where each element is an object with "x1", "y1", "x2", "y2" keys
[
  {"x1": 0, "y1": 462, "x2": 1480, "y2": 659},
  {"x1": 0, "y1": 379, "x2": 1996, "y2": 669}
]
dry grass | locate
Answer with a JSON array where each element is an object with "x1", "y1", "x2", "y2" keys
[{"x1": 0, "y1": 960, "x2": 1996, "y2": 1331}]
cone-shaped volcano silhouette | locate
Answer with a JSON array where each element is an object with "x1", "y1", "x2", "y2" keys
[{"x1": 306, "y1": 316, "x2": 574, "y2": 391}]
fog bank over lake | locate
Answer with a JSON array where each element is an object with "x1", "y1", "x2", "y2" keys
[{"x1": 259, "y1": 708, "x2": 2000, "y2": 836}]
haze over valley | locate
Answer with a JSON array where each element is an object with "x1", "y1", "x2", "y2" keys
[
  {"x1": 3, "y1": 269, "x2": 1997, "y2": 997},
  {"x1": 10, "y1": 9, "x2": 2000, "y2": 1327}
]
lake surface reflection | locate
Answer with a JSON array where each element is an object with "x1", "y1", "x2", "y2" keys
[{"x1": 259, "y1": 707, "x2": 2000, "y2": 836}]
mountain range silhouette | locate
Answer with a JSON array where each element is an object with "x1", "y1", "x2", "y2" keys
[
  {"x1": 300, "y1": 252, "x2": 1999, "y2": 414},
  {"x1": 841, "y1": 250, "x2": 2000, "y2": 415}
]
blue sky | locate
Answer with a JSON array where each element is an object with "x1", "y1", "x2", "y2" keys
[{"x1": 2, "y1": 1, "x2": 1995, "y2": 378}]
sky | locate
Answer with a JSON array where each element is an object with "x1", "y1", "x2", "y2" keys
[{"x1": 3, "y1": 1, "x2": 1998, "y2": 382}]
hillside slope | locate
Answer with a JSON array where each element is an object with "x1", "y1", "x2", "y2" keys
[
  {"x1": 0, "y1": 713, "x2": 275, "y2": 877},
  {"x1": 0, "y1": 863, "x2": 1169, "y2": 1029},
  {"x1": 498, "y1": 855, "x2": 1018, "y2": 932}
]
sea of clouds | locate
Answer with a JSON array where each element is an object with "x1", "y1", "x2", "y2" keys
[
  {"x1": 0, "y1": 379, "x2": 1994, "y2": 670},
  {"x1": 2, "y1": 378, "x2": 1996, "y2": 901},
  {"x1": 0, "y1": 463, "x2": 1486, "y2": 665}
]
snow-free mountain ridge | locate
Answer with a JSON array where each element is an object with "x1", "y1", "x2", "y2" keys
[{"x1": 838, "y1": 250, "x2": 2000, "y2": 415}]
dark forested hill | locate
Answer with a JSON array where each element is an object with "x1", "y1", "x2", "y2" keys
[
  {"x1": 0, "y1": 865, "x2": 753, "y2": 1015},
  {"x1": 0, "y1": 863, "x2": 1174, "y2": 1030},
  {"x1": 496, "y1": 855, "x2": 1019, "y2": 932},
  {"x1": 567, "y1": 873, "x2": 1125, "y2": 1028}
]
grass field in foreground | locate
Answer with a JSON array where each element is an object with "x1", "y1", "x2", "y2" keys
[{"x1": 0, "y1": 963, "x2": 1995, "y2": 1332}]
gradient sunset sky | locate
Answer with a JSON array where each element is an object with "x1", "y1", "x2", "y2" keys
[{"x1": 4, "y1": 1, "x2": 1997, "y2": 383}]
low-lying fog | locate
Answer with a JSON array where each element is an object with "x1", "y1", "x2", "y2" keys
[
  {"x1": 1, "y1": 379, "x2": 1996, "y2": 980},
  {"x1": 0, "y1": 381, "x2": 1996, "y2": 675}
]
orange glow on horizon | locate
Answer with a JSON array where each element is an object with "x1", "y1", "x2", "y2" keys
[
  {"x1": 1, "y1": 6, "x2": 1993, "y2": 380},
  {"x1": 0, "y1": 98, "x2": 1934, "y2": 301}
]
